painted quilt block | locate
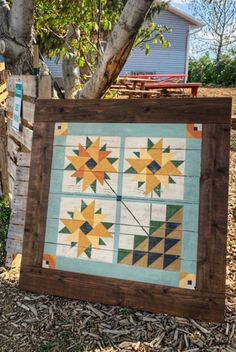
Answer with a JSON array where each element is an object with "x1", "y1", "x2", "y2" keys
[
  {"x1": 123, "y1": 137, "x2": 186, "y2": 199},
  {"x1": 53, "y1": 197, "x2": 116, "y2": 263},
  {"x1": 62, "y1": 136, "x2": 120, "y2": 196},
  {"x1": 43, "y1": 122, "x2": 202, "y2": 289},
  {"x1": 118, "y1": 202, "x2": 183, "y2": 271}
]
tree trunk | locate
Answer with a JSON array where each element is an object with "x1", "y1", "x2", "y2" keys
[
  {"x1": 79, "y1": 0, "x2": 155, "y2": 99},
  {"x1": 0, "y1": 0, "x2": 155, "y2": 94},
  {"x1": 0, "y1": 0, "x2": 35, "y2": 74},
  {"x1": 62, "y1": 26, "x2": 81, "y2": 99},
  {"x1": 216, "y1": 36, "x2": 223, "y2": 63}
]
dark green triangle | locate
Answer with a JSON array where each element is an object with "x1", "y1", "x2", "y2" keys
[
  {"x1": 164, "y1": 146, "x2": 170, "y2": 153},
  {"x1": 85, "y1": 245, "x2": 92, "y2": 258},
  {"x1": 95, "y1": 208, "x2": 102, "y2": 214},
  {"x1": 154, "y1": 184, "x2": 161, "y2": 197},
  {"x1": 104, "y1": 173, "x2": 110, "y2": 180},
  {"x1": 102, "y1": 222, "x2": 113, "y2": 230},
  {"x1": 148, "y1": 138, "x2": 154, "y2": 150},
  {"x1": 71, "y1": 242, "x2": 77, "y2": 248},
  {"x1": 100, "y1": 144, "x2": 107, "y2": 151},
  {"x1": 65, "y1": 163, "x2": 76, "y2": 171},
  {"x1": 76, "y1": 177, "x2": 82, "y2": 184},
  {"x1": 125, "y1": 167, "x2": 137, "y2": 174},
  {"x1": 90, "y1": 180, "x2": 97, "y2": 193},
  {"x1": 134, "y1": 235, "x2": 147, "y2": 249},
  {"x1": 99, "y1": 238, "x2": 106, "y2": 246},
  {"x1": 166, "y1": 205, "x2": 183, "y2": 221},
  {"x1": 86, "y1": 137, "x2": 92, "y2": 148},
  {"x1": 117, "y1": 249, "x2": 131, "y2": 263},
  {"x1": 134, "y1": 151, "x2": 140, "y2": 158},
  {"x1": 138, "y1": 181, "x2": 145, "y2": 188},
  {"x1": 81, "y1": 200, "x2": 87, "y2": 212},
  {"x1": 67, "y1": 211, "x2": 74, "y2": 218},
  {"x1": 107, "y1": 157, "x2": 118, "y2": 164},
  {"x1": 169, "y1": 176, "x2": 176, "y2": 184},
  {"x1": 149, "y1": 220, "x2": 165, "y2": 235},
  {"x1": 73, "y1": 149, "x2": 79, "y2": 156},
  {"x1": 59, "y1": 227, "x2": 70, "y2": 234},
  {"x1": 172, "y1": 160, "x2": 184, "y2": 168}
]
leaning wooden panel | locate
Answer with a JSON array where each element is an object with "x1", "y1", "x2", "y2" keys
[{"x1": 19, "y1": 98, "x2": 232, "y2": 322}]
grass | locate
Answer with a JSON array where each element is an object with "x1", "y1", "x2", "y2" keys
[
  {"x1": 0, "y1": 196, "x2": 11, "y2": 266},
  {"x1": 231, "y1": 132, "x2": 236, "y2": 151}
]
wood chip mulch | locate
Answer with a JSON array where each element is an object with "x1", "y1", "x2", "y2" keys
[{"x1": 0, "y1": 135, "x2": 235, "y2": 352}]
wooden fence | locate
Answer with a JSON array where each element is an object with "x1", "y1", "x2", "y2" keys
[
  {"x1": 5, "y1": 75, "x2": 52, "y2": 266},
  {"x1": 0, "y1": 62, "x2": 7, "y2": 107},
  {"x1": 0, "y1": 62, "x2": 8, "y2": 195}
]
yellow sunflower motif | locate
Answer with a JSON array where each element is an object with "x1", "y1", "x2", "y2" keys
[
  {"x1": 125, "y1": 138, "x2": 184, "y2": 196},
  {"x1": 59, "y1": 200, "x2": 113, "y2": 258},
  {"x1": 65, "y1": 137, "x2": 118, "y2": 192}
]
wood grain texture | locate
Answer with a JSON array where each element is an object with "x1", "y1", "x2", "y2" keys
[
  {"x1": 0, "y1": 109, "x2": 8, "y2": 193},
  {"x1": 38, "y1": 76, "x2": 52, "y2": 99},
  {"x1": 7, "y1": 119, "x2": 33, "y2": 151},
  {"x1": 5, "y1": 152, "x2": 30, "y2": 267},
  {"x1": 35, "y1": 98, "x2": 232, "y2": 124},
  {"x1": 7, "y1": 76, "x2": 37, "y2": 98},
  {"x1": 20, "y1": 123, "x2": 54, "y2": 268},
  {"x1": 6, "y1": 96, "x2": 35, "y2": 124},
  {"x1": 197, "y1": 124, "x2": 231, "y2": 294},
  {"x1": 19, "y1": 98, "x2": 232, "y2": 322},
  {"x1": 20, "y1": 266, "x2": 224, "y2": 322}
]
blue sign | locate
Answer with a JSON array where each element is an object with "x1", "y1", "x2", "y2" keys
[{"x1": 12, "y1": 82, "x2": 23, "y2": 132}]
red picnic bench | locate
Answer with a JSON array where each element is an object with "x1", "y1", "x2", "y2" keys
[
  {"x1": 143, "y1": 82, "x2": 202, "y2": 97},
  {"x1": 121, "y1": 73, "x2": 187, "y2": 83},
  {"x1": 113, "y1": 77, "x2": 202, "y2": 98}
]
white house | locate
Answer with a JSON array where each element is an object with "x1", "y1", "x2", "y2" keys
[{"x1": 44, "y1": 6, "x2": 202, "y2": 81}]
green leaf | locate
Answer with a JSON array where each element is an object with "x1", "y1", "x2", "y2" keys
[
  {"x1": 81, "y1": 200, "x2": 87, "y2": 212},
  {"x1": 102, "y1": 222, "x2": 113, "y2": 230},
  {"x1": 59, "y1": 227, "x2": 70, "y2": 234},
  {"x1": 85, "y1": 245, "x2": 92, "y2": 258},
  {"x1": 65, "y1": 164, "x2": 76, "y2": 171},
  {"x1": 145, "y1": 43, "x2": 151, "y2": 56}
]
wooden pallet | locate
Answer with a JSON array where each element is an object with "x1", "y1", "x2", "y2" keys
[
  {"x1": 5, "y1": 153, "x2": 30, "y2": 267},
  {"x1": 5, "y1": 75, "x2": 52, "y2": 267}
]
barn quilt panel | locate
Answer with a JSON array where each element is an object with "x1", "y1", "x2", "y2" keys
[{"x1": 43, "y1": 122, "x2": 202, "y2": 290}]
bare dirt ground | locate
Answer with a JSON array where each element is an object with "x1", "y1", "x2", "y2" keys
[{"x1": 0, "y1": 88, "x2": 235, "y2": 352}]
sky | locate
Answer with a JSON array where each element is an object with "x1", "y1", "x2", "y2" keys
[{"x1": 172, "y1": 0, "x2": 191, "y2": 14}]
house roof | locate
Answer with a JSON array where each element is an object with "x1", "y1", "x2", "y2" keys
[
  {"x1": 167, "y1": 5, "x2": 203, "y2": 28},
  {"x1": 157, "y1": 0, "x2": 204, "y2": 28}
]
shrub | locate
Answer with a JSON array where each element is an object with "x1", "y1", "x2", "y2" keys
[
  {"x1": 0, "y1": 197, "x2": 11, "y2": 266},
  {"x1": 188, "y1": 52, "x2": 236, "y2": 86}
]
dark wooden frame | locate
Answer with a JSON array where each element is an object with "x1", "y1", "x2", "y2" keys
[{"x1": 19, "y1": 98, "x2": 232, "y2": 322}]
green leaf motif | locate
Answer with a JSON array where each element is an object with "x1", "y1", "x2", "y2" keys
[
  {"x1": 65, "y1": 163, "x2": 76, "y2": 171},
  {"x1": 59, "y1": 227, "x2": 70, "y2": 234}
]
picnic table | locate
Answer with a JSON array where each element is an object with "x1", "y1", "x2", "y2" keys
[
  {"x1": 111, "y1": 76, "x2": 202, "y2": 98},
  {"x1": 121, "y1": 73, "x2": 187, "y2": 82}
]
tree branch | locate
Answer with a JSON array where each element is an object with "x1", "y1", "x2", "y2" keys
[{"x1": 79, "y1": 0, "x2": 155, "y2": 99}]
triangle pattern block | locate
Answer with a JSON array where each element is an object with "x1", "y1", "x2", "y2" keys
[
  {"x1": 133, "y1": 251, "x2": 148, "y2": 267},
  {"x1": 148, "y1": 237, "x2": 164, "y2": 253},
  {"x1": 166, "y1": 205, "x2": 183, "y2": 223},
  {"x1": 163, "y1": 254, "x2": 180, "y2": 271},
  {"x1": 165, "y1": 222, "x2": 181, "y2": 237},
  {"x1": 166, "y1": 205, "x2": 183, "y2": 222},
  {"x1": 164, "y1": 238, "x2": 180, "y2": 253}
]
